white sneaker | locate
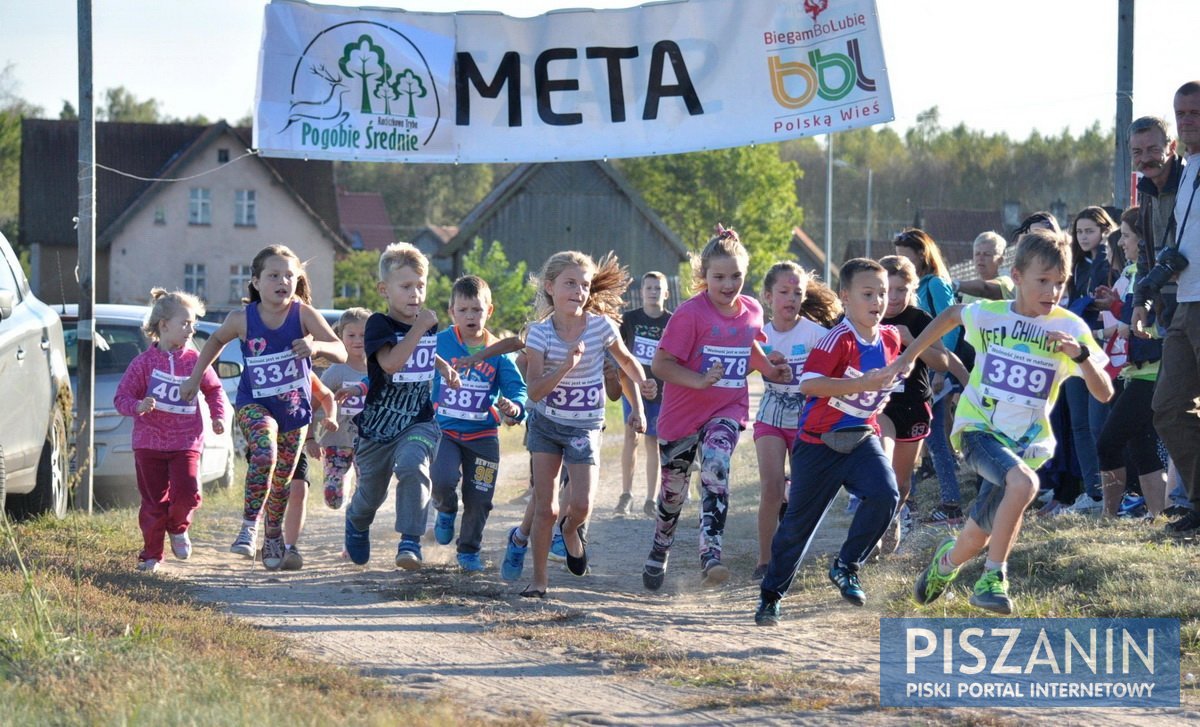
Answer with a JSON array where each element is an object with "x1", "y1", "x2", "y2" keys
[
  {"x1": 136, "y1": 558, "x2": 159, "y2": 572},
  {"x1": 169, "y1": 531, "x2": 192, "y2": 560},
  {"x1": 230, "y1": 522, "x2": 258, "y2": 557},
  {"x1": 1066, "y1": 493, "x2": 1103, "y2": 514},
  {"x1": 261, "y1": 535, "x2": 285, "y2": 570}
]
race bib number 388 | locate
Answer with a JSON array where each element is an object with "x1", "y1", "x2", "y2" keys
[
  {"x1": 245, "y1": 350, "x2": 306, "y2": 398},
  {"x1": 980, "y1": 348, "x2": 1055, "y2": 409}
]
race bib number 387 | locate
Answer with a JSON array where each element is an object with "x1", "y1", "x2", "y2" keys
[
  {"x1": 245, "y1": 350, "x2": 306, "y2": 398},
  {"x1": 980, "y1": 348, "x2": 1055, "y2": 409}
]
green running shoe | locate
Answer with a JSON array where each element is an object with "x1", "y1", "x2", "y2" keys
[
  {"x1": 969, "y1": 568, "x2": 1014, "y2": 615},
  {"x1": 913, "y1": 537, "x2": 960, "y2": 605}
]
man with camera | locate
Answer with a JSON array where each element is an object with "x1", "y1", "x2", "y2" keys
[{"x1": 1146, "y1": 81, "x2": 1200, "y2": 534}]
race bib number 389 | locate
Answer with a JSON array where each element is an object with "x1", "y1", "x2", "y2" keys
[
  {"x1": 245, "y1": 350, "x2": 306, "y2": 398},
  {"x1": 980, "y1": 348, "x2": 1055, "y2": 409}
]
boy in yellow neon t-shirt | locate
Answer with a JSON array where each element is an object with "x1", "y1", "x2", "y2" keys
[{"x1": 884, "y1": 229, "x2": 1114, "y2": 614}]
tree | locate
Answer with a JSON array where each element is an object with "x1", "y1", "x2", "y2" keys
[
  {"x1": 373, "y1": 64, "x2": 399, "y2": 116},
  {"x1": 100, "y1": 86, "x2": 161, "y2": 122},
  {"x1": 0, "y1": 64, "x2": 44, "y2": 247},
  {"x1": 59, "y1": 100, "x2": 77, "y2": 120},
  {"x1": 456, "y1": 239, "x2": 534, "y2": 335},
  {"x1": 333, "y1": 250, "x2": 384, "y2": 311},
  {"x1": 618, "y1": 145, "x2": 803, "y2": 287},
  {"x1": 391, "y1": 69, "x2": 427, "y2": 118},
  {"x1": 339, "y1": 35, "x2": 386, "y2": 114}
]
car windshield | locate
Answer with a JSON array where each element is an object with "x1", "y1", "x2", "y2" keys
[{"x1": 64, "y1": 322, "x2": 149, "y2": 376}]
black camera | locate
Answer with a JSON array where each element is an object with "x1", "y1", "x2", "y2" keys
[{"x1": 1136, "y1": 246, "x2": 1189, "y2": 299}]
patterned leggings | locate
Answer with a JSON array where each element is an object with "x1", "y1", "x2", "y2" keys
[
  {"x1": 651, "y1": 417, "x2": 740, "y2": 565},
  {"x1": 237, "y1": 404, "x2": 305, "y2": 538},
  {"x1": 322, "y1": 446, "x2": 357, "y2": 509}
]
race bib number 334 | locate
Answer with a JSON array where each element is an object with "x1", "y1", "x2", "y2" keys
[{"x1": 245, "y1": 350, "x2": 306, "y2": 398}]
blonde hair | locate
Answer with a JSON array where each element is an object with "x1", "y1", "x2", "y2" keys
[
  {"x1": 974, "y1": 231, "x2": 1007, "y2": 256},
  {"x1": 531, "y1": 250, "x2": 630, "y2": 321},
  {"x1": 692, "y1": 224, "x2": 750, "y2": 291},
  {"x1": 144, "y1": 288, "x2": 204, "y2": 340},
  {"x1": 800, "y1": 277, "x2": 842, "y2": 326},
  {"x1": 379, "y1": 242, "x2": 428, "y2": 281},
  {"x1": 247, "y1": 245, "x2": 311, "y2": 305},
  {"x1": 879, "y1": 254, "x2": 918, "y2": 284},
  {"x1": 1014, "y1": 228, "x2": 1072, "y2": 275},
  {"x1": 335, "y1": 307, "x2": 372, "y2": 337}
]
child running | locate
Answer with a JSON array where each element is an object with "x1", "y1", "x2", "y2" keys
[
  {"x1": 754, "y1": 258, "x2": 902, "y2": 626},
  {"x1": 318, "y1": 308, "x2": 371, "y2": 509},
  {"x1": 901, "y1": 229, "x2": 1113, "y2": 614},
  {"x1": 343, "y1": 243, "x2": 461, "y2": 570},
  {"x1": 181, "y1": 245, "x2": 345, "y2": 570},
  {"x1": 431, "y1": 275, "x2": 529, "y2": 573},
  {"x1": 115, "y1": 289, "x2": 226, "y2": 572},
  {"x1": 753, "y1": 262, "x2": 831, "y2": 579},
  {"x1": 508, "y1": 251, "x2": 653, "y2": 598},
  {"x1": 617, "y1": 271, "x2": 672, "y2": 517},
  {"x1": 643, "y1": 226, "x2": 792, "y2": 591},
  {"x1": 877, "y1": 255, "x2": 967, "y2": 553}
]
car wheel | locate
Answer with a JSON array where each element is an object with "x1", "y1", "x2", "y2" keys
[
  {"x1": 215, "y1": 447, "x2": 235, "y2": 490},
  {"x1": 10, "y1": 408, "x2": 70, "y2": 520}
]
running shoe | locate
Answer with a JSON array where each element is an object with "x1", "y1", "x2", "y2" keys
[
  {"x1": 614, "y1": 492, "x2": 633, "y2": 515},
  {"x1": 754, "y1": 595, "x2": 781, "y2": 627},
  {"x1": 457, "y1": 551, "x2": 485, "y2": 573},
  {"x1": 828, "y1": 559, "x2": 866, "y2": 606},
  {"x1": 344, "y1": 518, "x2": 370, "y2": 565},
  {"x1": 434, "y1": 511, "x2": 456, "y2": 546},
  {"x1": 969, "y1": 569, "x2": 1014, "y2": 614},
  {"x1": 925, "y1": 504, "x2": 964, "y2": 526},
  {"x1": 501, "y1": 527, "x2": 528, "y2": 581},
  {"x1": 395, "y1": 540, "x2": 423, "y2": 570},
  {"x1": 169, "y1": 531, "x2": 192, "y2": 560},
  {"x1": 642, "y1": 548, "x2": 668, "y2": 591},
  {"x1": 281, "y1": 545, "x2": 303, "y2": 571},
  {"x1": 1065, "y1": 493, "x2": 1103, "y2": 515},
  {"x1": 230, "y1": 522, "x2": 258, "y2": 558},
  {"x1": 261, "y1": 535, "x2": 285, "y2": 571},
  {"x1": 913, "y1": 537, "x2": 960, "y2": 605}
]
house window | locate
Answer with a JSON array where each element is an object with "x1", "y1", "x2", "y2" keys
[
  {"x1": 184, "y1": 263, "x2": 206, "y2": 299},
  {"x1": 235, "y1": 189, "x2": 257, "y2": 227},
  {"x1": 229, "y1": 264, "x2": 253, "y2": 304},
  {"x1": 217, "y1": 148, "x2": 230, "y2": 163},
  {"x1": 338, "y1": 282, "x2": 362, "y2": 299},
  {"x1": 188, "y1": 188, "x2": 211, "y2": 225},
  {"x1": 154, "y1": 206, "x2": 166, "y2": 225}
]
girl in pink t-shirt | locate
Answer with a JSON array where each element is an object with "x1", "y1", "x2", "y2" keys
[
  {"x1": 114, "y1": 289, "x2": 226, "y2": 572},
  {"x1": 642, "y1": 226, "x2": 791, "y2": 591}
]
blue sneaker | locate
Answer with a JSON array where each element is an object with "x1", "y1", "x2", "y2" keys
[
  {"x1": 344, "y1": 518, "x2": 370, "y2": 565},
  {"x1": 549, "y1": 526, "x2": 567, "y2": 562},
  {"x1": 501, "y1": 527, "x2": 528, "y2": 581},
  {"x1": 434, "y1": 511, "x2": 456, "y2": 545},
  {"x1": 457, "y1": 552, "x2": 485, "y2": 573},
  {"x1": 395, "y1": 539, "x2": 423, "y2": 571}
]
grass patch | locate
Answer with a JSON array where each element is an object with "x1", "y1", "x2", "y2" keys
[{"x1": 0, "y1": 507, "x2": 497, "y2": 726}]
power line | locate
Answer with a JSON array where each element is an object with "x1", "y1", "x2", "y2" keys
[{"x1": 93, "y1": 149, "x2": 259, "y2": 183}]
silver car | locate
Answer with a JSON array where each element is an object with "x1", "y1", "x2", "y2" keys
[
  {"x1": 60, "y1": 304, "x2": 237, "y2": 507},
  {"x1": 0, "y1": 231, "x2": 72, "y2": 518}
]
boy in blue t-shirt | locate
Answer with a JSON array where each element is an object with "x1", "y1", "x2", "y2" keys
[{"x1": 430, "y1": 275, "x2": 528, "y2": 572}]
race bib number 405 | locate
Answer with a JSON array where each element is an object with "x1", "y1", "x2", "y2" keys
[
  {"x1": 392, "y1": 334, "x2": 438, "y2": 383},
  {"x1": 701, "y1": 345, "x2": 750, "y2": 389},
  {"x1": 439, "y1": 378, "x2": 491, "y2": 421},
  {"x1": 980, "y1": 348, "x2": 1055, "y2": 409},
  {"x1": 148, "y1": 369, "x2": 197, "y2": 415},
  {"x1": 546, "y1": 374, "x2": 605, "y2": 422},
  {"x1": 245, "y1": 350, "x2": 306, "y2": 398}
]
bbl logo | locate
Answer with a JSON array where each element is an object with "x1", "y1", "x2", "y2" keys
[{"x1": 283, "y1": 21, "x2": 442, "y2": 153}]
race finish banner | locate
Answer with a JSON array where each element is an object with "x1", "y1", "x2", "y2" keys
[{"x1": 254, "y1": 0, "x2": 893, "y2": 163}]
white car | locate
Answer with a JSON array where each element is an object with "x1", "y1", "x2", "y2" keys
[
  {"x1": 0, "y1": 231, "x2": 72, "y2": 518},
  {"x1": 60, "y1": 304, "x2": 237, "y2": 507}
]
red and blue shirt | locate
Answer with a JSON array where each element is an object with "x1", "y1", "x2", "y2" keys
[{"x1": 797, "y1": 321, "x2": 903, "y2": 444}]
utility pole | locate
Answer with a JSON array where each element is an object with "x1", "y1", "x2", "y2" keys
[
  {"x1": 824, "y1": 133, "x2": 833, "y2": 284},
  {"x1": 1115, "y1": 0, "x2": 1134, "y2": 208},
  {"x1": 75, "y1": 0, "x2": 95, "y2": 513},
  {"x1": 865, "y1": 168, "x2": 873, "y2": 260}
]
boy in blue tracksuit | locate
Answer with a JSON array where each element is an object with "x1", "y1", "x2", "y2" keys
[{"x1": 430, "y1": 275, "x2": 529, "y2": 572}]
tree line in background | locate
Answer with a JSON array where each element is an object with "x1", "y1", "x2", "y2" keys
[{"x1": 1, "y1": 74, "x2": 1119, "y2": 300}]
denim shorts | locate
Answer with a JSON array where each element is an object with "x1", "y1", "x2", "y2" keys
[
  {"x1": 621, "y1": 396, "x2": 661, "y2": 438},
  {"x1": 526, "y1": 409, "x2": 601, "y2": 465},
  {"x1": 961, "y1": 429, "x2": 1024, "y2": 534}
]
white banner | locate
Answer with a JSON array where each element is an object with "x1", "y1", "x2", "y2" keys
[{"x1": 254, "y1": 0, "x2": 893, "y2": 163}]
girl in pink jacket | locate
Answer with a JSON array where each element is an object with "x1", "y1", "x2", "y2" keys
[{"x1": 114, "y1": 289, "x2": 226, "y2": 572}]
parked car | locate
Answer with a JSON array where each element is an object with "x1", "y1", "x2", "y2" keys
[
  {"x1": 0, "y1": 231, "x2": 72, "y2": 518},
  {"x1": 60, "y1": 304, "x2": 237, "y2": 507}
]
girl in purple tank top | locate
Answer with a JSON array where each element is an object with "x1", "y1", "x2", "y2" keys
[{"x1": 182, "y1": 245, "x2": 346, "y2": 570}]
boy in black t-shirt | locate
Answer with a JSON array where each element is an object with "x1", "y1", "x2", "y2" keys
[{"x1": 616, "y1": 271, "x2": 672, "y2": 517}]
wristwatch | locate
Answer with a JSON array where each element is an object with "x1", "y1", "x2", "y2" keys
[{"x1": 1070, "y1": 344, "x2": 1090, "y2": 364}]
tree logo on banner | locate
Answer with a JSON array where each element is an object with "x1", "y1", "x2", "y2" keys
[{"x1": 282, "y1": 22, "x2": 441, "y2": 153}]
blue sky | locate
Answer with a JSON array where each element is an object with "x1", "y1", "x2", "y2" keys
[{"x1": 3, "y1": 0, "x2": 1195, "y2": 139}]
